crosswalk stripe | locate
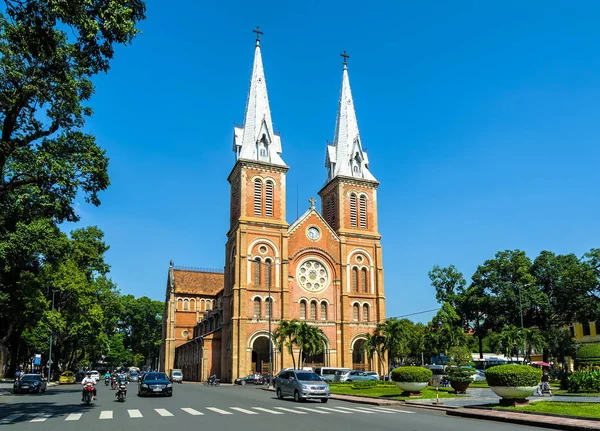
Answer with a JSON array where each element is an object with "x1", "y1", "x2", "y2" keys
[
  {"x1": 155, "y1": 409, "x2": 174, "y2": 417},
  {"x1": 206, "y1": 407, "x2": 233, "y2": 415},
  {"x1": 274, "y1": 407, "x2": 307, "y2": 414},
  {"x1": 99, "y1": 411, "x2": 113, "y2": 420},
  {"x1": 181, "y1": 408, "x2": 204, "y2": 416},
  {"x1": 30, "y1": 413, "x2": 52, "y2": 423},
  {"x1": 360, "y1": 407, "x2": 396, "y2": 414},
  {"x1": 0, "y1": 414, "x2": 23, "y2": 424},
  {"x1": 317, "y1": 407, "x2": 352, "y2": 414},
  {"x1": 296, "y1": 406, "x2": 330, "y2": 414},
  {"x1": 128, "y1": 409, "x2": 143, "y2": 418},
  {"x1": 373, "y1": 406, "x2": 413, "y2": 414},
  {"x1": 65, "y1": 413, "x2": 82, "y2": 421},
  {"x1": 337, "y1": 406, "x2": 375, "y2": 414},
  {"x1": 230, "y1": 407, "x2": 258, "y2": 415},
  {"x1": 252, "y1": 407, "x2": 284, "y2": 415}
]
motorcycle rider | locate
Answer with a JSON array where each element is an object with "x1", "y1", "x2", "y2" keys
[
  {"x1": 81, "y1": 371, "x2": 97, "y2": 401},
  {"x1": 208, "y1": 372, "x2": 217, "y2": 384},
  {"x1": 115, "y1": 369, "x2": 128, "y2": 398}
]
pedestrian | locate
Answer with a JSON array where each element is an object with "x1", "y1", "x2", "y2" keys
[{"x1": 541, "y1": 368, "x2": 553, "y2": 396}]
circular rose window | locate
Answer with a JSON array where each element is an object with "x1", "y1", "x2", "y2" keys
[{"x1": 297, "y1": 260, "x2": 329, "y2": 293}]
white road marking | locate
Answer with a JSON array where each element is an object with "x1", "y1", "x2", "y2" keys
[
  {"x1": 296, "y1": 406, "x2": 330, "y2": 414},
  {"x1": 128, "y1": 409, "x2": 143, "y2": 418},
  {"x1": 230, "y1": 407, "x2": 258, "y2": 415},
  {"x1": 318, "y1": 406, "x2": 352, "y2": 413},
  {"x1": 252, "y1": 407, "x2": 284, "y2": 415},
  {"x1": 99, "y1": 411, "x2": 113, "y2": 420},
  {"x1": 30, "y1": 413, "x2": 52, "y2": 423},
  {"x1": 206, "y1": 407, "x2": 233, "y2": 415},
  {"x1": 0, "y1": 414, "x2": 23, "y2": 424},
  {"x1": 373, "y1": 406, "x2": 414, "y2": 414},
  {"x1": 155, "y1": 408, "x2": 174, "y2": 417},
  {"x1": 181, "y1": 408, "x2": 204, "y2": 416},
  {"x1": 357, "y1": 406, "x2": 396, "y2": 414},
  {"x1": 273, "y1": 407, "x2": 307, "y2": 414},
  {"x1": 337, "y1": 406, "x2": 376, "y2": 414},
  {"x1": 65, "y1": 413, "x2": 82, "y2": 421}
]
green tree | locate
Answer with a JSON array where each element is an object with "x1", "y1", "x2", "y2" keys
[
  {"x1": 118, "y1": 295, "x2": 163, "y2": 368},
  {"x1": 489, "y1": 325, "x2": 523, "y2": 360},
  {"x1": 105, "y1": 333, "x2": 132, "y2": 369},
  {"x1": 426, "y1": 302, "x2": 468, "y2": 361},
  {"x1": 273, "y1": 319, "x2": 300, "y2": 369},
  {"x1": 362, "y1": 332, "x2": 386, "y2": 371},
  {"x1": 296, "y1": 323, "x2": 327, "y2": 367},
  {"x1": 374, "y1": 318, "x2": 415, "y2": 372}
]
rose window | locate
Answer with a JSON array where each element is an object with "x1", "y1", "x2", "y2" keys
[{"x1": 297, "y1": 260, "x2": 329, "y2": 292}]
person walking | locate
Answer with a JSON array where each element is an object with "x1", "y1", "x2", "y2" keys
[{"x1": 541, "y1": 368, "x2": 553, "y2": 396}]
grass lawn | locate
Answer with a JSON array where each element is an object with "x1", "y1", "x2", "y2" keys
[
  {"x1": 553, "y1": 390, "x2": 600, "y2": 397},
  {"x1": 469, "y1": 381, "x2": 489, "y2": 388},
  {"x1": 498, "y1": 402, "x2": 600, "y2": 419},
  {"x1": 329, "y1": 384, "x2": 458, "y2": 400}
]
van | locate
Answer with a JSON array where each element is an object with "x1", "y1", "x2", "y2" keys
[{"x1": 314, "y1": 367, "x2": 351, "y2": 382}]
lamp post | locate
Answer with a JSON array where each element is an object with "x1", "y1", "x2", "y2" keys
[{"x1": 48, "y1": 290, "x2": 60, "y2": 379}]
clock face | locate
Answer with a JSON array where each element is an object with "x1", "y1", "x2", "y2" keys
[{"x1": 307, "y1": 227, "x2": 320, "y2": 241}]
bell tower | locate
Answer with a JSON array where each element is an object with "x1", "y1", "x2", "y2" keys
[{"x1": 222, "y1": 28, "x2": 289, "y2": 381}]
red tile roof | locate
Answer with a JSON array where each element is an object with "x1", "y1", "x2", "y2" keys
[{"x1": 172, "y1": 269, "x2": 224, "y2": 296}]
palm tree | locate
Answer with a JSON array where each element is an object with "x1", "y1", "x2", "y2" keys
[
  {"x1": 295, "y1": 322, "x2": 327, "y2": 367},
  {"x1": 362, "y1": 332, "x2": 385, "y2": 372},
  {"x1": 524, "y1": 328, "x2": 547, "y2": 361},
  {"x1": 494, "y1": 325, "x2": 523, "y2": 360},
  {"x1": 273, "y1": 319, "x2": 300, "y2": 369}
]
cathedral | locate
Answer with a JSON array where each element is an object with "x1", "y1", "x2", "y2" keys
[{"x1": 160, "y1": 32, "x2": 386, "y2": 382}]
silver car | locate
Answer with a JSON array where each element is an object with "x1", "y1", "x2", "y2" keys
[
  {"x1": 275, "y1": 370, "x2": 330, "y2": 403},
  {"x1": 336, "y1": 370, "x2": 379, "y2": 382}
]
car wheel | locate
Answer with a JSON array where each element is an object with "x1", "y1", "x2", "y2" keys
[
  {"x1": 276, "y1": 388, "x2": 283, "y2": 400},
  {"x1": 321, "y1": 398, "x2": 328, "y2": 403},
  {"x1": 241, "y1": 380, "x2": 246, "y2": 386},
  {"x1": 294, "y1": 390, "x2": 303, "y2": 402},
  {"x1": 167, "y1": 392, "x2": 173, "y2": 397}
]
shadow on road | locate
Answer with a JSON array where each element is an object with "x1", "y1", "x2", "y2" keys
[{"x1": 0, "y1": 401, "x2": 96, "y2": 425}]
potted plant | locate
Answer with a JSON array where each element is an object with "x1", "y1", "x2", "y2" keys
[
  {"x1": 485, "y1": 364, "x2": 541, "y2": 406},
  {"x1": 391, "y1": 366, "x2": 432, "y2": 396},
  {"x1": 446, "y1": 366, "x2": 473, "y2": 394}
]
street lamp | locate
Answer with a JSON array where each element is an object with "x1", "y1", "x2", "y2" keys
[{"x1": 48, "y1": 289, "x2": 60, "y2": 379}]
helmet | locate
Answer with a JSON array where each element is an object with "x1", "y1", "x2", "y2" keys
[{"x1": 86, "y1": 371, "x2": 91, "y2": 375}]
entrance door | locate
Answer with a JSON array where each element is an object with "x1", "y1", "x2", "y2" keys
[{"x1": 251, "y1": 337, "x2": 270, "y2": 374}]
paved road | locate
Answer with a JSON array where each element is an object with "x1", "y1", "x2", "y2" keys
[{"x1": 0, "y1": 381, "x2": 551, "y2": 430}]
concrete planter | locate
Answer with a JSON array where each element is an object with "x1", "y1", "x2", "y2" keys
[
  {"x1": 490, "y1": 386, "x2": 537, "y2": 399},
  {"x1": 395, "y1": 381, "x2": 428, "y2": 393}
]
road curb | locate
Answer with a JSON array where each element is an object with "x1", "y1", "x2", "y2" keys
[{"x1": 447, "y1": 408, "x2": 600, "y2": 431}]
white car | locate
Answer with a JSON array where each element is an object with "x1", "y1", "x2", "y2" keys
[
  {"x1": 472, "y1": 370, "x2": 486, "y2": 381},
  {"x1": 89, "y1": 370, "x2": 100, "y2": 382}
]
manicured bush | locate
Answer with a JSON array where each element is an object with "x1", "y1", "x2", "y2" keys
[
  {"x1": 446, "y1": 366, "x2": 474, "y2": 383},
  {"x1": 391, "y1": 366, "x2": 432, "y2": 383},
  {"x1": 576, "y1": 345, "x2": 600, "y2": 368},
  {"x1": 568, "y1": 366, "x2": 600, "y2": 393},
  {"x1": 485, "y1": 365, "x2": 541, "y2": 387},
  {"x1": 351, "y1": 380, "x2": 378, "y2": 389}
]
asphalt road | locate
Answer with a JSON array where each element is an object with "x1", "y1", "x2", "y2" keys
[{"x1": 0, "y1": 381, "x2": 551, "y2": 431}]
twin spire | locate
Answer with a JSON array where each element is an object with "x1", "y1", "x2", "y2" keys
[{"x1": 234, "y1": 29, "x2": 376, "y2": 182}]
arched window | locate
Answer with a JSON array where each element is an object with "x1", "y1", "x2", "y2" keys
[
  {"x1": 177, "y1": 298, "x2": 182, "y2": 311},
  {"x1": 253, "y1": 258, "x2": 261, "y2": 286},
  {"x1": 300, "y1": 300, "x2": 306, "y2": 320},
  {"x1": 310, "y1": 301, "x2": 317, "y2": 320},
  {"x1": 361, "y1": 268, "x2": 368, "y2": 293},
  {"x1": 254, "y1": 178, "x2": 262, "y2": 215},
  {"x1": 254, "y1": 298, "x2": 261, "y2": 317},
  {"x1": 353, "y1": 304, "x2": 359, "y2": 322},
  {"x1": 266, "y1": 297, "x2": 272, "y2": 318},
  {"x1": 349, "y1": 193, "x2": 357, "y2": 227},
  {"x1": 206, "y1": 300, "x2": 212, "y2": 311},
  {"x1": 183, "y1": 299, "x2": 190, "y2": 311},
  {"x1": 265, "y1": 180, "x2": 274, "y2": 217},
  {"x1": 265, "y1": 259, "x2": 272, "y2": 289},
  {"x1": 321, "y1": 302, "x2": 327, "y2": 321},
  {"x1": 191, "y1": 300, "x2": 196, "y2": 311},
  {"x1": 352, "y1": 267, "x2": 359, "y2": 293},
  {"x1": 363, "y1": 304, "x2": 369, "y2": 322},
  {"x1": 359, "y1": 195, "x2": 367, "y2": 228}
]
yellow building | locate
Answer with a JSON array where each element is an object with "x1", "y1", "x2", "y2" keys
[{"x1": 568, "y1": 322, "x2": 600, "y2": 344}]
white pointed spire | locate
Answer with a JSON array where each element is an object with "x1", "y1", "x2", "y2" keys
[
  {"x1": 233, "y1": 28, "x2": 285, "y2": 166},
  {"x1": 326, "y1": 52, "x2": 376, "y2": 182}
]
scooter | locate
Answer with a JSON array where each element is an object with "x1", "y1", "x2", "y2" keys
[
  {"x1": 116, "y1": 382, "x2": 127, "y2": 402},
  {"x1": 105, "y1": 376, "x2": 110, "y2": 386},
  {"x1": 111, "y1": 376, "x2": 117, "y2": 390},
  {"x1": 82, "y1": 383, "x2": 95, "y2": 405}
]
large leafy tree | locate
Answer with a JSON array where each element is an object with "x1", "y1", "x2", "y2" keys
[
  {"x1": 118, "y1": 295, "x2": 163, "y2": 368},
  {"x1": 425, "y1": 302, "x2": 468, "y2": 361},
  {"x1": 273, "y1": 320, "x2": 300, "y2": 370}
]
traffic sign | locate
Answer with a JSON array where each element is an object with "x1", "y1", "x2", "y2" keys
[{"x1": 33, "y1": 354, "x2": 41, "y2": 365}]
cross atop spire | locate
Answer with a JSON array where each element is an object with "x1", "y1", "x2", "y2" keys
[
  {"x1": 309, "y1": 197, "x2": 317, "y2": 208},
  {"x1": 340, "y1": 50, "x2": 350, "y2": 68},
  {"x1": 253, "y1": 26, "x2": 263, "y2": 45}
]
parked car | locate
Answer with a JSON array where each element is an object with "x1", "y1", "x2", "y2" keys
[
  {"x1": 235, "y1": 373, "x2": 264, "y2": 386},
  {"x1": 89, "y1": 370, "x2": 100, "y2": 382},
  {"x1": 274, "y1": 369, "x2": 330, "y2": 403},
  {"x1": 314, "y1": 367, "x2": 350, "y2": 382},
  {"x1": 128, "y1": 370, "x2": 140, "y2": 382},
  {"x1": 59, "y1": 371, "x2": 75, "y2": 384},
  {"x1": 13, "y1": 374, "x2": 47, "y2": 394},
  {"x1": 364, "y1": 371, "x2": 380, "y2": 380},
  {"x1": 472, "y1": 370, "x2": 486, "y2": 381},
  {"x1": 335, "y1": 370, "x2": 379, "y2": 382},
  {"x1": 170, "y1": 369, "x2": 183, "y2": 383},
  {"x1": 138, "y1": 372, "x2": 173, "y2": 397}
]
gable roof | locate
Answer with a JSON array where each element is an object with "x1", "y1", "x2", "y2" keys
[
  {"x1": 288, "y1": 206, "x2": 339, "y2": 241},
  {"x1": 171, "y1": 269, "x2": 224, "y2": 296}
]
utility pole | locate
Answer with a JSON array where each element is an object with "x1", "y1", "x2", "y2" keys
[{"x1": 48, "y1": 290, "x2": 59, "y2": 379}]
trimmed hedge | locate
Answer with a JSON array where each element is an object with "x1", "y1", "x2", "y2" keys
[
  {"x1": 485, "y1": 365, "x2": 541, "y2": 387},
  {"x1": 391, "y1": 366, "x2": 432, "y2": 383},
  {"x1": 576, "y1": 345, "x2": 600, "y2": 368},
  {"x1": 447, "y1": 366, "x2": 474, "y2": 383}
]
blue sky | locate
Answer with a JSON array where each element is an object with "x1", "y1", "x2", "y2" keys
[{"x1": 75, "y1": 1, "x2": 600, "y2": 323}]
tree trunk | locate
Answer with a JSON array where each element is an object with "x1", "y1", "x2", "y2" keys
[
  {"x1": 478, "y1": 333, "x2": 484, "y2": 359},
  {"x1": 0, "y1": 323, "x2": 15, "y2": 378}
]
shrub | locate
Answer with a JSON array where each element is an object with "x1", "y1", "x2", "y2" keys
[
  {"x1": 351, "y1": 380, "x2": 378, "y2": 389},
  {"x1": 576, "y1": 345, "x2": 600, "y2": 368},
  {"x1": 391, "y1": 366, "x2": 432, "y2": 383},
  {"x1": 446, "y1": 366, "x2": 474, "y2": 383},
  {"x1": 568, "y1": 367, "x2": 600, "y2": 393},
  {"x1": 485, "y1": 365, "x2": 541, "y2": 387}
]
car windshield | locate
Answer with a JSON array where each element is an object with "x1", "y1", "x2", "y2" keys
[
  {"x1": 296, "y1": 372, "x2": 322, "y2": 382},
  {"x1": 20, "y1": 375, "x2": 40, "y2": 382},
  {"x1": 172, "y1": 372, "x2": 181, "y2": 376},
  {"x1": 130, "y1": 371, "x2": 138, "y2": 376},
  {"x1": 144, "y1": 373, "x2": 168, "y2": 381}
]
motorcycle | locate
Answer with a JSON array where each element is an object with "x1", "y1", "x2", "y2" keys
[
  {"x1": 82, "y1": 383, "x2": 95, "y2": 405},
  {"x1": 104, "y1": 376, "x2": 110, "y2": 386},
  {"x1": 116, "y1": 382, "x2": 127, "y2": 402},
  {"x1": 111, "y1": 376, "x2": 117, "y2": 390},
  {"x1": 204, "y1": 378, "x2": 220, "y2": 387}
]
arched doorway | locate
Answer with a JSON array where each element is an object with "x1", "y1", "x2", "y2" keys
[
  {"x1": 352, "y1": 339, "x2": 367, "y2": 371},
  {"x1": 251, "y1": 337, "x2": 270, "y2": 374},
  {"x1": 302, "y1": 350, "x2": 325, "y2": 368}
]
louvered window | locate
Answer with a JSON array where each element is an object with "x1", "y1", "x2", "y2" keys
[
  {"x1": 363, "y1": 304, "x2": 369, "y2": 322},
  {"x1": 321, "y1": 302, "x2": 327, "y2": 320},
  {"x1": 359, "y1": 195, "x2": 367, "y2": 228},
  {"x1": 310, "y1": 301, "x2": 317, "y2": 320},
  {"x1": 361, "y1": 268, "x2": 368, "y2": 293},
  {"x1": 330, "y1": 195, "x2": 336, "y2": 227},
  {"x1": 352, "y1": 267, "x2": 358, "y2": 293},
  {"x1": 254, "y1": 179, "x2": 262, "y2": 215},
  {"x1": 254, "y1": 298, "x2": 261, "y2": 317},
  {"x1": 350, "y1": 193, "x2": 357, "y2": 227},
  {"x1": 265, "y1": 180, "x2": 273, "y2": 217},
  {"x1": 300, "y1": 301, "x2": 306, "y2": 319},
  {"x1": 353, "y1": 304, "x2": 359, "y2": 321},
  {"x1": 266, "y1": 297, "x2": 272, "y2": 318},
  {"x1": 253, "y1": 259, "x2": 261, "y2": 286},
  {"x1": 265, "y1": 260, "x2": 272, "y2": 289}
]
